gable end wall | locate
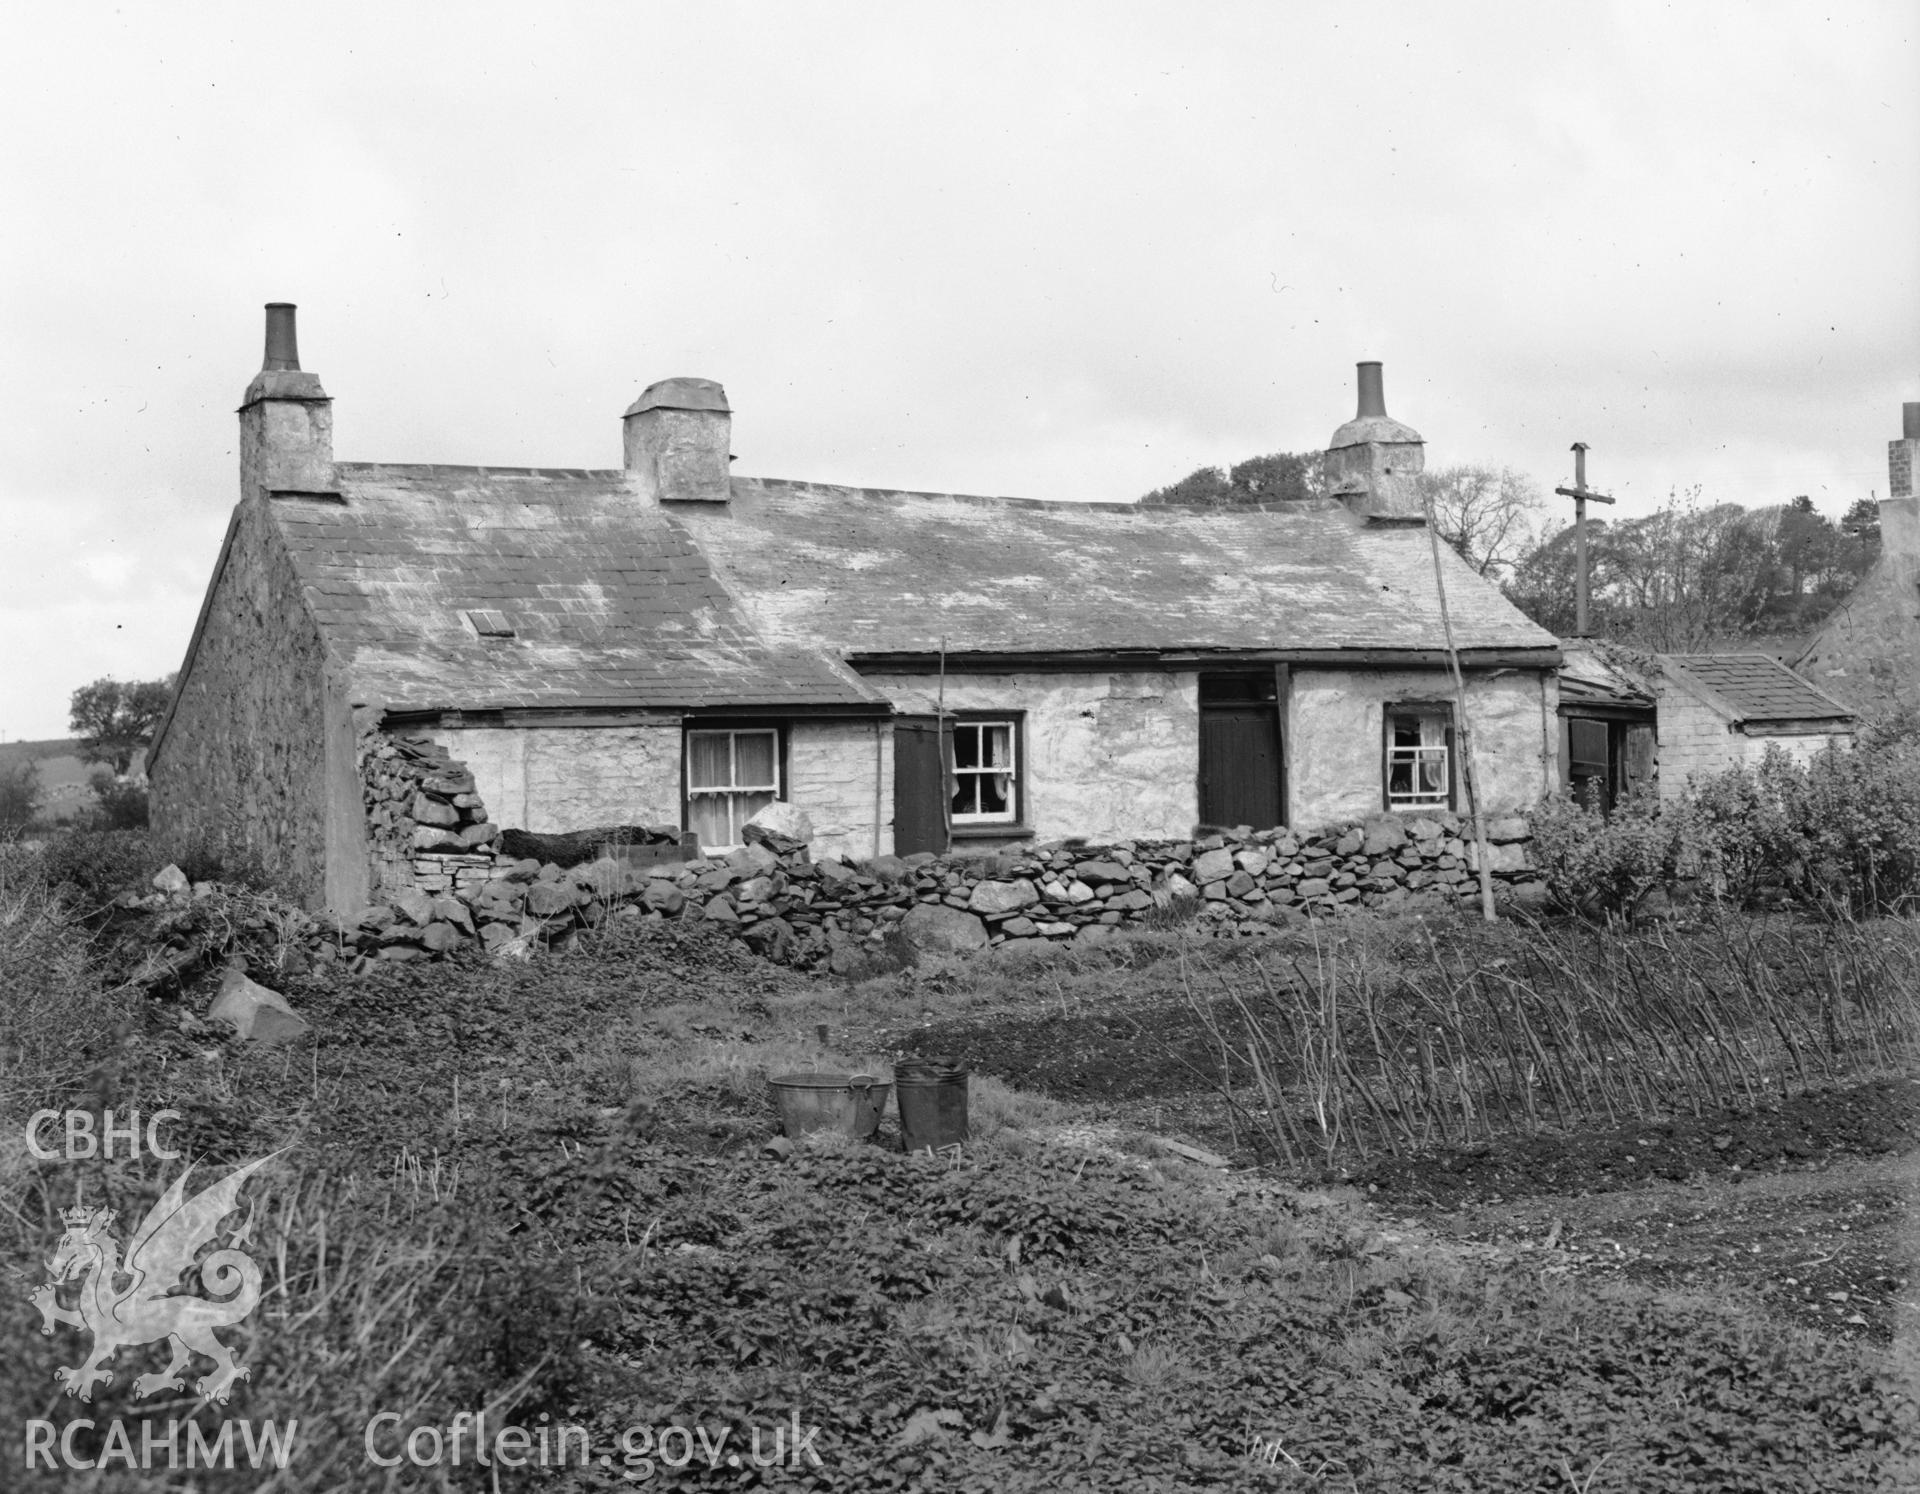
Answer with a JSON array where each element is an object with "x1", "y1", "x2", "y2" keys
[{"x1": 149, "y1": 499, "x2": 367, "y2": 909}]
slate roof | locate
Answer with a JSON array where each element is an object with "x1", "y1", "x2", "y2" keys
[
  {"x1": 1661, "y1": 654, "x2": 1854, "y2": 725},
  {"x1": 268, "y1": 464, "x2": 1560, "y2": 717},
  {"x1": 675, "y1": 478, "x2": 1561, "y2": 658},
  {"x1": 1557, "y1": 640, "x2": 1656, "y2": 711},
  {"x1": 274, "y1": 464, "x2": 880, "y2": 713}
]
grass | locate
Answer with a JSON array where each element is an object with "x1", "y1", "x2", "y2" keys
[{"x1": 0, "y1": 839, "x2": 1916, "y2": 1489}]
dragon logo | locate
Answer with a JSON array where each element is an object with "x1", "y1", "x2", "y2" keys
[{"x1": 30, "y1": 1154, "x2": 277, "y2": 1404}]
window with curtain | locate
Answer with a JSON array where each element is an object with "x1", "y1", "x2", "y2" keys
[
  {"x1": 1385, "y1": 706, "x2": 1452, "y2": 809},
  {"x1": 686, "y1": 728, "x2": 779, "y2": 850},
  {"x1": 950, "y1": 719, "x2": 1018, "y2": 824}
]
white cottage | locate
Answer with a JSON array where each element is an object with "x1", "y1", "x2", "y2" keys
[{"x1": 149, "y1": 306, "x2": 1564, "y2": 912}]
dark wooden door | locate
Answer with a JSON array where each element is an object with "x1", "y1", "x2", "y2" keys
[
  {"x1": 1199, "y1": 706, "x2": 1282, "y2": 830},
  {"x1": 892, "y1": 716, "x2": 950, "y2": 855}
]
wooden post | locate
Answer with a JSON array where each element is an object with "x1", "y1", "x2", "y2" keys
[
  {"x1": 1554, "y1": 443, "x2": 1616, "y2": 638},
  {"x1": 1420, "y1": 490, "x2": 1497, "y2": 923}
]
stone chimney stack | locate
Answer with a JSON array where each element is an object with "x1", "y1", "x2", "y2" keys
[
  {"x1": 238, "y1": 303, "x2": 334, "y2": 501},
  {"x1": 1883, "y1": 400, "x2": 1920, "y2": 559},
  {"x1": 623, "y1": 377, "x2": 732, "y2": 503},
  {"x1": 1325, "y1": 361, "x2": 1425, "y2": 521}
]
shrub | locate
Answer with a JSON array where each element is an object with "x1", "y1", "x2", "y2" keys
[
  {"x1": 1674, "y1": 746, "x2": 1804, "y2": 906},
  {"x1": 1528, "y1": 787, "x2": 1680, "y2": 919},
  {"x1": 34, "y1": 827, "x2": 160, "y2": 912},
  {"x1": 1786, "y1": 715, "x2": 1920, "y2": 915},
  {"x1": 80, "y1": 768, "x2": 150, "y2": 830},
  {"x1": 0, "y1": 758, "x2": 41, "y2": 832},
  {"x1": 1535, "y1": 719, "x2": 1920, "y2": 919}
]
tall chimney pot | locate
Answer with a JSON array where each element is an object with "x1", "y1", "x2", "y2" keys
[
  {"x1": 262, "y1": 303, "x2": 301, "y2": 372},
  {"x1": 1904, "y1": 401, "x2": 1920, "y2": 441},
  {"x1": 1325, "y1": 360, "x2": 1425, "y2": 521},
  {"x1": 239, "y1": 302, "x2": 332, "y2": 499},
  {"x1": 1355, "y1": 361, "x2": 1387, "y2": 420}
]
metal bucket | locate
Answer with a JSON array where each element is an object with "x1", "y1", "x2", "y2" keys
[
  {"x1": 767, "y1": 1071, "x2": 890, "y2": 1140},
  {"x1": 895, "y1": 1057, "x2": 969, "y2": 1152}
]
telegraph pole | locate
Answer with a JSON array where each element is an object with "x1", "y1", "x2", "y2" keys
[{"x1": 1554, "y1": 443, "x2": 1616, "y2": 637}]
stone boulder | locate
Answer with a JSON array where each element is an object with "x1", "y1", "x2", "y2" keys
[
  {"x1": 1362, "y1": 815, "x2": 1408, "y2": 855},
  {"x1": 902, "y1": 901, "x2": 989, "y2": 953},
  {"x1": 743, "y1": 801, "x2": 814, "y2": 849},
  {"x1": 1191, "y1": 848, "x2": 1235, "y2": 884},
  {"x1": 207, "y1": 968, "x2": 311, "y2": 1047},
  {"x1": 967, "y1": 879, "x2": 1039, "y2": 916}
]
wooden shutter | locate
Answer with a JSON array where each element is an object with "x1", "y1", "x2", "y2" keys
[{"x1": 891, "y1": 716, "x2": 949, "y2": 855}]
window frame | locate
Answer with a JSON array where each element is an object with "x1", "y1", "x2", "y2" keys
[
  {"x1": 947, "y1": 712, "x2": 1025, "y2": 833},
  {"x1": 1381, "y1": 701, "x2": 1456, "y2": 812},
  {"x1": 684, "y1": 724, "x2": 784, "y2": 852}
]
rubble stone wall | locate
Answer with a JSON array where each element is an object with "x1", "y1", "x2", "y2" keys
[
  {"x1": 328, "y1": 804, "x2": 1540, "y2": 973},
  {"x1": 432, "y1": 724, "x2": 683, "y2": 832},
  {"x1": 359, "y1": 731, "x2": 504, "y2": 893},
  {"x1": 150, "y1": 499, "x2": 363, "y2": 910}
]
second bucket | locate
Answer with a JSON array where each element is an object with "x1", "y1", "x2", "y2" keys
[{"x1": 895, "y1": 1057, "x2": 969, "y2": 1152}]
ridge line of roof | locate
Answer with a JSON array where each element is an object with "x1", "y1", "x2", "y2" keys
[
  {"x1": 335, "y1": 462, "x2": 628, "y2": 480},
  {"x1": 738, "y1": 475, "x2": 1357, "y2": 518}
]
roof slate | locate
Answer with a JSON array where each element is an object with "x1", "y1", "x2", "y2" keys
[
  {"x1": 273, "y1": 465, "x2": 880, "y2": 713},
  {"x1": 273, "y1": 462, "x2": 1560, "y2": 717},
  {"x1": 675, "y1": 477, "x2": 1560, "y2": 657},
  {"x1": 1662, "y1": 654, "x2": 1854, "y2": 724}
]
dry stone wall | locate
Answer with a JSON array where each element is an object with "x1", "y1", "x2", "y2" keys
[
  {"x1": 359, "y1": 731, "x2": 505, "y2": 893},
  {"x1": 320, "y1": 795, "x2": 1542, "y2": 972}
]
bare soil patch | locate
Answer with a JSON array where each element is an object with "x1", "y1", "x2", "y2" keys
[{"x1": 886, "y1": 995, "x2": 1920, "y2": 1348}]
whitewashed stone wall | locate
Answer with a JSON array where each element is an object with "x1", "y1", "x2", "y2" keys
[
  {"x1": 860, "y1": 670, "x2": 1200, "y2": 845},
  {"x1": 432, "y1": 725, "x2": 683, "y2": 832},
  {"x1": 1289, "y1": 667, "x2": 1558, "y2": 827},
  {"x1": 787, "y1": 719, "x2": 890, "y2": 862}
]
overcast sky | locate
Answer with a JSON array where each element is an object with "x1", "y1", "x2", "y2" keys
[{"x1": 2, "y1": 2, "x2": 1914, "y2": 741}]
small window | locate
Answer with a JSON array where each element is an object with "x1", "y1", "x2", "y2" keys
[
  {"x1": 462, "y1": 609, "x2": 514, "y2": 639},
  {"x1": 1385, "y1": 705, "x2": 1452, "y2": 810},
  {"x1": 951, "y1": 718, "x2": 1019, "y2": 825},
  {"x1": 687, "y1": 728, "x2": 780, "y2": 851}
]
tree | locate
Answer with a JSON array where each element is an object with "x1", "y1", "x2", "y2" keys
[
  {"x1": 68, "y1": 675, "x2": 174, "y2": 774},
  {"x1": 1414, "y1": 464, "x2": 1544, "y2": 580},
  {"x1": 1837, "y1": 496, "x2": 1882, "y2": 579},
  {"x1": 0, "y1": 758, "x2": 41, "y2": 832},
  {"x1": 1774, "y1": 495, "x2": 1837, "y2": 600},
  {"x1": 1139, "y1": 451, "x2": 1326, "y2": 507}
]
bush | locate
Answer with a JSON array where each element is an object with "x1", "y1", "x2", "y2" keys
[
  {"x1": 1528, "y1": 787, "x2": 1680, "y2": 919},
  {"x1": 80, "y1": 768, "x2": 149, "y2": 830},
  {"x1": 1534, "y1": 719, "x2": 1920, "y2": 919},
  {"x1": 0, "y1": 758, "x2": 41, "y2": 832},
  {"x1": 34, "y1": 827, "x2": 161, "y2": 912}
]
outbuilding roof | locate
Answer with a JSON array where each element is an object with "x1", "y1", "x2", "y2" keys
[{"x1": 1660, "y1": 653, "x2": 1855, "y2": 725}]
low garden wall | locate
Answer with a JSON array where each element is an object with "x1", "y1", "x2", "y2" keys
[{"x1": 321, "y1": 799, "x2": 1542, "y2": 975}]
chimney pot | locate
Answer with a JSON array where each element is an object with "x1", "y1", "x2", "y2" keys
[
  {"x1": 1356, "y1": 361, "x2": 1387, "y2": 420},
  {"x1": 1904, "y1": 401, "x2": 1920, "y2": 441},
  {"x1": 239, "y1": 302, "x2": 332, "y2": 499},
  {"x1": 262, "y1": 303, "x2": 301, "y2": 372}
]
